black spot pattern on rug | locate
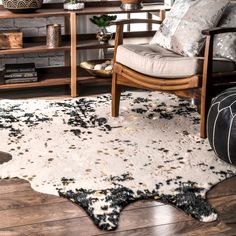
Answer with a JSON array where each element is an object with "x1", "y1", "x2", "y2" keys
[
  {"x1": 59, "y1": 179, "x2": 216, "y2": 230},
  {"x1": 55, "y1": 94, "x2": 226, "y2": 230},
  {"x1": 0, "y1": 91, "x2": 235, "y2": 231},
  {"x1": 0, "y1": 104, "x2": 51, "y2": 140},
  {"x1": 53, "y1": 97, "x2": 113, "y2": 138}
]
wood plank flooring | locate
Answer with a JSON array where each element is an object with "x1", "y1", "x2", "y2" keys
[
  {"x1": 0, "y1": 152, "x2": 236, "y2": 236},
  {"x1": 0, "y1": 89, "x2": 235, "y2": 236}
]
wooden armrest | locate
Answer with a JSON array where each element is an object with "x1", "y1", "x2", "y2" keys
[
  {"x1": 201, "y1": 26, "x2": 236, "y2": 122},
  {"x1": 202, "y1": 27, "x2": 236, "y2": 36},
  {"x1": 110, "y1": 19, "x2": 162, "y2": 26},
  {"x1": 201, "y1": 26, "x2": 236, "y2": 83}
]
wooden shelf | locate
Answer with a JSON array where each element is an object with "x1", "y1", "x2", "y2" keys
[
  {"x1": 0, "y1": 78, "x2": 69, "y2": 90},
  {"x1": 76, "y1": 37, "x2": 153, "y2": 50},
  {"x1": 77, "y1": 31, "x2": 155, "y2": 50},
  {"x1": 0, "y1": 4, "x2": 170, "y2": 19},
  {"x1": 0, "y1": 31, "x2": 154, "y2": 55},
  {"x1": 0, "y1": 9, "x2": 67, "y2": 19},
  {"x1": 0, "y1": 66, "x2": 111, "y2": 90},
  {"x1": 0, "y1": 41, "x2": 71, "y2": 55},
  {"x1": 72, "y1": 4, "x2": 169, "y2": 16}
]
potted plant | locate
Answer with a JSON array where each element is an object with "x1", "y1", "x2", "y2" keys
[{"x1": 90, "y1": 15, "x2": 117, "y2": 44}]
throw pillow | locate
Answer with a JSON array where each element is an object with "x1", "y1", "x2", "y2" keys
[
  {"x1": 150, "y1": 0, "x2": 229, "y2": 57},
  {"x1": 213, "y1": 3, "x2": 236, "y2": 62}
]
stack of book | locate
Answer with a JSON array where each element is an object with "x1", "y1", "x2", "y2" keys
[{"x1": 3, "y1": 63, "x2": 38, "y2": 84}]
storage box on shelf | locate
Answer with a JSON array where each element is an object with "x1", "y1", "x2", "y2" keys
[
  {"x1": 0, "y1": 1, "x2": 169, "y2": 97},
  {"x1": 0, "y1": 30, "x2": 23, "y2": 49}
]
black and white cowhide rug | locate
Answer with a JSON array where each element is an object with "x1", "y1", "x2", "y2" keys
[{"x1": 0, "y1": 91, "x2": 235, "y2": 230}]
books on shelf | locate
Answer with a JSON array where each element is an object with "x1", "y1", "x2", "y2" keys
[
  {"x1": 4, "y1": 77, "x2": 38, "y2": 84},
  {"x1": 4, "y1": 72, "x2": 37, "y2": 79},
  {"x1": 5, "y1": 63, "x2": 36, "y2": 73},
  {"x1": 3, "y1": 63, "x2": 38, "y2": 84}
]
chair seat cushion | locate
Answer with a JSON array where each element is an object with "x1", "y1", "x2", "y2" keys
[{"x1": 116, "y1": 44, "x2": 235, "y2": 78}]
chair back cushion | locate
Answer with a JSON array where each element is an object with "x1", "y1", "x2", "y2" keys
[
  {"x1": 150, "y1": 0, "x2": 229, "y2": 57},
  {"x1": 213, "y1": 3, "x2": 236, "y2": 62}
]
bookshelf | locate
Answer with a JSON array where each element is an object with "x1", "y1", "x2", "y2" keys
[{"x1": 0, "y1": 1, "x2": 170, "y2": 97}]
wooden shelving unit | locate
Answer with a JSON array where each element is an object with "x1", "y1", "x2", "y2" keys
[
  {"x1": 0, "y1": 66, "x2": 110, "y2": 90},
  {"x1": 0, "y1": 34, "x2": 153, "y2": 56},
  {"x1": 0, "y1": 1, "x2": 170, "y2": 97},
  {"x1": 0, "y1": 43, "x2": 71, "y2": 55}
]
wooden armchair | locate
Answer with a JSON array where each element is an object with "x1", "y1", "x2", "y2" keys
[{"x1": 111, "y1": 19, "x2": 236, "y2": 138}]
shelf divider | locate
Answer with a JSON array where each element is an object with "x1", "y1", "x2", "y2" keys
[{"x1": 70, "y1": 12, "x2": 77, "y2": 97}]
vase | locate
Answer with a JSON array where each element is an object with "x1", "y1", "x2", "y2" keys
[
  {"x1": 96, "y1": 27, "x2": 113, "y2": 44},
  {"x1": 46, "y1": 24, "x2": 62, "y2": 48},
  {"x1": 2, "y1": 0, "x2": 43, "y2": 13},
  {"x1": 120, "y1": 0, "x2": 143, "y2": 10}
]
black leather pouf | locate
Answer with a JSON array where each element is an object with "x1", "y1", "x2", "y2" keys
[{"x1": 207, "y1": 87, "x2": 236, "y2": 165}]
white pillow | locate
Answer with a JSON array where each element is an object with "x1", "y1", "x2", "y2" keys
[
  {"x1": 150, "y1": 0, "x2": 230, "y2": 57},
  {"x1": 214, "y1": 3, "x2": 236, "y2": 62}
]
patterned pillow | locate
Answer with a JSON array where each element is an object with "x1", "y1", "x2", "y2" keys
[
  {"x1": 150, "y1": 0, "x2": 229, "y2": 57},
  {"x1": 213, "y1": 3, "x2": 236, "y2": 62}
]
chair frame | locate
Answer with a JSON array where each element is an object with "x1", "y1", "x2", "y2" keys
[{"x1": 111, "y1": 19, "x2": 236, "y2": 138}]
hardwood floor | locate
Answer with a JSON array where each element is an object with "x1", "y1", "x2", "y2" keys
[
  {"x1": 0, "y1": 89, "x2": 235, "y2": 236},
  {"x1": 0, "y1": 153, "x2": 236, "y2": 236}
]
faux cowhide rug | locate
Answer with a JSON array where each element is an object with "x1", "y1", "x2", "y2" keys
[{"x1": 0, "y1": 91, "x2": 236, "y2": 230}]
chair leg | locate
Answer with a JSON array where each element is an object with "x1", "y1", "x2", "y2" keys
[
  {"x1": 112, "y1": 73, "x2": 121, "y2": 117},
  {"x1": 200, "y1": 90, "x2": 212, "y2": 139}
]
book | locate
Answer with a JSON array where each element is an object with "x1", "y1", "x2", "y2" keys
[
  {"x1": 4, "y1": 63, "x2": 36, "y2": 73},
  {"x1": 4, "y1": 77, "x2": 38, "y2": 84},
  {"x1": 4, "y1": 72, "x2": 38, "y2": 79},
  {"x1": 0, "y1": 77, "x2": 4, "y2": 85}
]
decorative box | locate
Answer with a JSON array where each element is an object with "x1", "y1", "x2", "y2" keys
[{"x1": 0, "y1": 30, "x2": 23, "y2": 50}]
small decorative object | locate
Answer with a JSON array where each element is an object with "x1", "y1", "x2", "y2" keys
[
  {"x1": 46, "y1": 24, "x2": 61, "y2": 48},
  {"x1": 2, "y1": 0, "x2": 43, "y2": 13},
  {"x1": 63, "y1": 0, "x2": 85, "y2": 11},
  {"x1": 207, "y1": 87, "x2": 236, "y2": 165},
  {"x1": 90, "y1": 15, "x2": 117, "y2": 44},
  {"x1": 0, "y1": 30, "x2": 22, "y2": 49},
  {"x1": 96, "y1": 28, "x2": 113, "y2": 45},
  {"x1": 80, "y1": 59, "x2": 113, "y2": 78},
  {"x1": 120, "y1": 0, "x2": 143, "y2": 10}
]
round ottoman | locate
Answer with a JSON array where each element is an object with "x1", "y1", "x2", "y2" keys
[{"x1": 207, "y1": 87, "x2": 236, "y2": 165}]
